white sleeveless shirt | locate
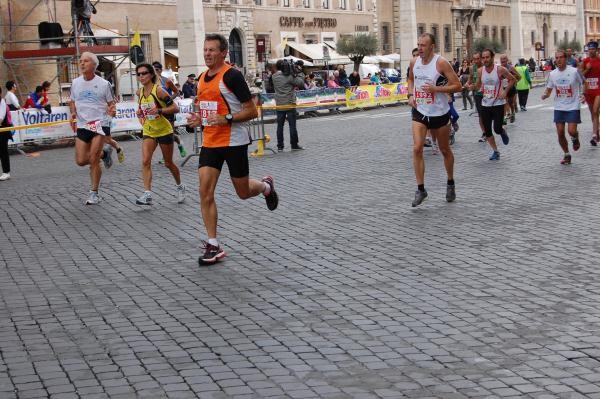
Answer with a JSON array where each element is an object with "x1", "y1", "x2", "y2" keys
[
  {"x1": 413, "y1": 54, "x2": 449, "y2": 116},
  {"x1": 481, "y1": 64, "x2": 506, "y2": 107}
]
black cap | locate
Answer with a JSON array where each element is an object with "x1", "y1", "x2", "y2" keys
[
  {"x1": 187, "y1": 73, "x2": 196, "y2": 78},
  {"x1": 152, "y1": 61, "x2": 163, "y2": 69}
]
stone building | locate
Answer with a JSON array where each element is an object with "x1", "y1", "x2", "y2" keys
[
  {"x1": 377, "y1": 0, "x2": 582, "y2": 71},
  {"x1": 0, "y1": 0, "x2": 376, "y2": 103},
  {"x1": 585, "y1": 0, "x2": 600, "y2": 43}
]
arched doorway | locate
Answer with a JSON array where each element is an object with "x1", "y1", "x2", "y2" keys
[
  {"x1": 466, "y1": 25, "x2": 473, "y2": 59},
  {"x1": 229, "y1": 29, "x2": 243, "y2": 68}
]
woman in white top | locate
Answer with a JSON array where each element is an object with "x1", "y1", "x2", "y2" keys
[{"x1": 4, "y1": 81, "x2": 20, "y2": 111}]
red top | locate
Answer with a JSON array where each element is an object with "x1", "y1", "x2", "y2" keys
[{"x1": 583, "y1": 56, "x2": 600, "y2": 94}]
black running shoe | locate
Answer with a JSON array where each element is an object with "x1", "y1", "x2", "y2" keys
[
  {"x1": 572, "y1": 135, "x2": 580, "y2": 151},
  {"x1": 500, "y1": 129, "x2": 509, "y2": 145},
  {"x1": 412, "y1": 190, "x2": 428, "y2": 207},
  {"x1": 446, "y1": 185, "x2": 456, "y2": 203},
  {"x1": 199, "y1": 241, "x2": 225, "y2": 266},
  {"x1": 262, "y1": 176, "x2": 278, "y2": 211}
]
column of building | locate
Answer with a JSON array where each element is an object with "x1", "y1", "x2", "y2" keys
[
  {"x1": 510, "y1": 0, "x2": 524, "y2": 60},
  {"x1": 395, "y1": 0, "x2": 417, "y2": 73},
  {"x1": 176, "y1": 0, "x2": 206, "y2": 78}
]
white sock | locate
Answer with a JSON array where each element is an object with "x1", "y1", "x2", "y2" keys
[
  {"x1": 145, "y1": 190, "x2": 152, "y2": 196},
  {"x1": 263, "y1": 182, "x2": 271, "y2": 196},
  {"x1": 208, "y1": 238, "x2": 219, "y2": 247}
]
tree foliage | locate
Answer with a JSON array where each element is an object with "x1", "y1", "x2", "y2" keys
[
  {"x1": 472, "y1": 37, "x2": 505, "y2": 54},
  {"x1": 557, "y1": 38, "x2": 582, "y2": 52},
  {"x1": 336, "y1": 33, "x2": 378, "y2": 72}
]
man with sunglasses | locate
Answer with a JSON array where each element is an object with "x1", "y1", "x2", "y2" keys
[
  {"x1": 187, "y1": 34, "x2": 279, "y2": 266},
  {"x1": 152, "y1": 61, "x2": 187, "y2": 158}
]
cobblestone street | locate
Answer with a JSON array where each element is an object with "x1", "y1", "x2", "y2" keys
[{"x1": 3, "y1": 87, "x2": 600, "y2": 398}]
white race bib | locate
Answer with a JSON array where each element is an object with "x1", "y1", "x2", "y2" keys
[
  {"x1": 140, "y1": 103, "x2": 157, "y2": 121},
  {"x1": 415, "y1": 90, "x2": 434, "y2": 105},
  {"x1": 556, "y1": 85, "x2": 573, "y2": 98},
  {"x1": 483, "y1": 85, "x2": 496, "y2": 99},
  {"x1": 588, "y1": 77, "x2": 598, "y2": 90},
  {"x1": 199, "y1": 101, "x2": 218, "y2": 126},
  {"x1": 84, "y1": 120, "x2": 104, "y2": 135}
]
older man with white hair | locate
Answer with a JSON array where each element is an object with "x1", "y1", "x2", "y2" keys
[{"x1": 69, "y1": 51, "x2": 116, "y2": 205}]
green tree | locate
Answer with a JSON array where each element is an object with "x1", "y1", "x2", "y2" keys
[
  {"x1": 336, "y1": 33, "x2": 378, "y2": 72},
  {"x1": 557, "y1": 38, "x2": 582, "y2": 52},
  {"x1": 472, "y1": 37, "x2": 505, "y2": 54}
]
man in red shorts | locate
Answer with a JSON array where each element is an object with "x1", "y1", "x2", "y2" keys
[{"x1": 581, "y1": 41, "x2": 600, "y2": 146}]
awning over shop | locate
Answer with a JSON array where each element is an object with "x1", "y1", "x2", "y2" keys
[
  {"x1": 285, "y1": 42, "x2": 351, "y2": 66},
  {"x1": 164, "y1": 49, "x2": 179, "y2": 58}
]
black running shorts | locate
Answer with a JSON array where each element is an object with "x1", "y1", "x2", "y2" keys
[
  {"x1": 411, "y1": 108, "x2": 450, "y2": 130},
  {"x1": 199, "y1": 145, "x2": 249, "y2": 178}
]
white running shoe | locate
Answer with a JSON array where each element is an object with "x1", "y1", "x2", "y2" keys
[
  {"x1": 176, "y1": 184, "x2": 186, "y2": 204},
  {"x1": 136, "y1": 191, "x2": 153, "y2": 206},
  {"x1": 0, "y1": 173, "x2": 10, "y2": 181},
  {"x1": 431, "y1": 142, "x2": 439, "y2": 155},
  {"x1": 85, "y1": 191, "x2": 100, "y2": 205}
]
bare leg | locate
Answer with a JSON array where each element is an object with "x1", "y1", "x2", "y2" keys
[{"x1": 199, "y1": 166, "x2": 221, "y2": 239}]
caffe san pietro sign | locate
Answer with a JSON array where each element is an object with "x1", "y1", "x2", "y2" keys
[{"x1": 279, "y1": 16, "x2": 337, "y2": 29}]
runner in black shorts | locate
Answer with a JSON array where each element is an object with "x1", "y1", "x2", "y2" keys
[{"x1": 500, "y1": 55, "x2": 520, "y2": 124}]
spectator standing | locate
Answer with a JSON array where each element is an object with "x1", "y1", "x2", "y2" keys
[
  {"x1": 5, "y1": 81, "x2": 21, "y2": 111},
  {"x1": 0, "y1": 87, "x2": 12, "y2": 181},
  {"x1": 349, "y1": 70, "x2": 360, "y2": 87},
  {"x1": 272, "y1": 59, "x2": 305, "y2": 152},
  {"x1": 459, "y1": 59, "x2": 473, "y2": 110},
  {"x1": 182, "y1": 73, "x2": 197, "y2": 99},
  {"x1": 515, "y1": 58, "x2": 532, "y2": 111}
]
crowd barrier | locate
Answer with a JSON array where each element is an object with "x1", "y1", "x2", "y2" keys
[
  {"x1": 5, "y1": 98, "x2": 196, "y2": 146},
  {"x1": 259, "y1": 83, "x2": 410, "y2": 114}
]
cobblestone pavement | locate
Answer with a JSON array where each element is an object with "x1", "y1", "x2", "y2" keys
[{"x1": 3, "y1": 87, "x2": 600, "y2": 398}]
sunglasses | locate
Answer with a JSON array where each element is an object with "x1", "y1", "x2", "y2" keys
[{"x1": 137, "y1": 71, "x2": 151, "y2": 76}]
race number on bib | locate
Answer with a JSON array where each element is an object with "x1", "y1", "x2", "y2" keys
[
  {"x1": 556, "y1": 85, "x2": 573, "y2": 98},
  {"x1": 84, "y1": 120, "x2": 104, "y2": 135},
  {"x1": 483, "y1": 85, "x2": 496, "y2": 99},
  {"x1": 588, "y1": 78, "x2": 599, "y2": 90},
  {"x1": 415, "y1": 91, "x2": 434, "y2": 105},
  {"x1": 140, "y1": 103, "x2": 158, "y2": 121},
  {"x1": 199, "y1": 101, "x2": 218, "y2": 126}
]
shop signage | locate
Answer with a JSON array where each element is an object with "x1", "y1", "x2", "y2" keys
[{"x1": 279, "y1": 16, "x2": 337, "y2": 29}]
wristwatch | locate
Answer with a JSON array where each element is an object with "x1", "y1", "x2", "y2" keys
[{"x1": 225, "y1": 113, "x2": 233, "y2": 124}]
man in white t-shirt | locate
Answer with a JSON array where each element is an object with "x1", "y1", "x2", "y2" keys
[
  {"x1": 69, "y1": 52, "x2": 116, "y2": 205},
  {"x1": 542, "y1": 49, "x2": 586, "y2": 165},
  {"x1": 4, "y1": 81, "x2": 21, "y2": 111}
]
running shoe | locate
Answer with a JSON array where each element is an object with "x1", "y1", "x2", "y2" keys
[
  {"x1": 178, "y1": 145, "x2": 187, "y2": 158},
  {"x1": 452, "y1": 122, "x2": 459, "y2": 132},
  {"x1": 291, "y1": 145, "x2": 304, "y2": 151},
  {"x1": 0, "y1": 173, "x2": 10, "y2": 181},
  {"x1": 450, "y1": 132, "x2": 456, "y2": 145},
  {"x1": 136, "y1": 191, "x2": 153, "y2": 206},
  {"x1": 102, "y1": 145, "x2": 113, "y2": 169},
  {"x1": 199, "y1": 241, "x2": 225, "y2": 266},
  {"x1": 502, "y1": 117, "x2": 507, "y2": 126},
  {"x1": 85, "y1": 190, "x2": 100, "y2": 205},
  {"x1": 489, "y1": 151, "x2": 500, "y2": 161},
  {"x1": 432, "y1": 142, "x2": 439, "y2": 155},
  {"x1": 500, "y1": 129, "x2": 509, "y2": 145},
  {"x1": 560, "y1": 154, "x2": 572, "y2": 165},
  {"x1": 478, "y1": 135, "x2": 487, "y2": 143},
  {"x1": 424, "y1": 138, "x2": 432, "y2": 147},
  {"x1": 176, "y1": 184, "x2": 187, "y2": 204},
  {"x1": 591, "y1": 135, "x2": 599, "y2": 147},
  {"x1": 262, "y1": 176, "x2": 279, "y2": 211},
  {"x1": 446, "y1": 184, "x2": 456, "y2": 203},
  {"x1": 117, "y1": 147, "x2": 125, "y2": 163},
  {"x1": 510, "y1": 113, "x2": 515, "y2": 123},
  {"x1": 411, "y1": 190, "x2": 428, "y2": 207},
  {"x1": 572, "y1": 135, "x2": 580, "y2": 151}
]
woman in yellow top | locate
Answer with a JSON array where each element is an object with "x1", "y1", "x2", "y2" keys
[{"x1": 135, "y1": 63, "x2": 186, "y2": 205}]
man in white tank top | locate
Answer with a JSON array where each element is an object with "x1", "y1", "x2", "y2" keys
[
  {"x1": 407, "y1": 33, "x2": 461, "y2": 207},
  {"x1": 541, "y1": 49, "x2": 586, "y2": 165},
  {"x1": 474, "y1": 49, "x2": 516, "y2": 161}
]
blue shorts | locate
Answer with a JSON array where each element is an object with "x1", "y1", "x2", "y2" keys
[{"x1": 554, "y1": 110, "x2": 581, "y2": 124}]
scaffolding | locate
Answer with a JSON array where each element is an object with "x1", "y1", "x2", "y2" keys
[{"x1": 1, "y1": 0, "x2": 134, "y2": 105}]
